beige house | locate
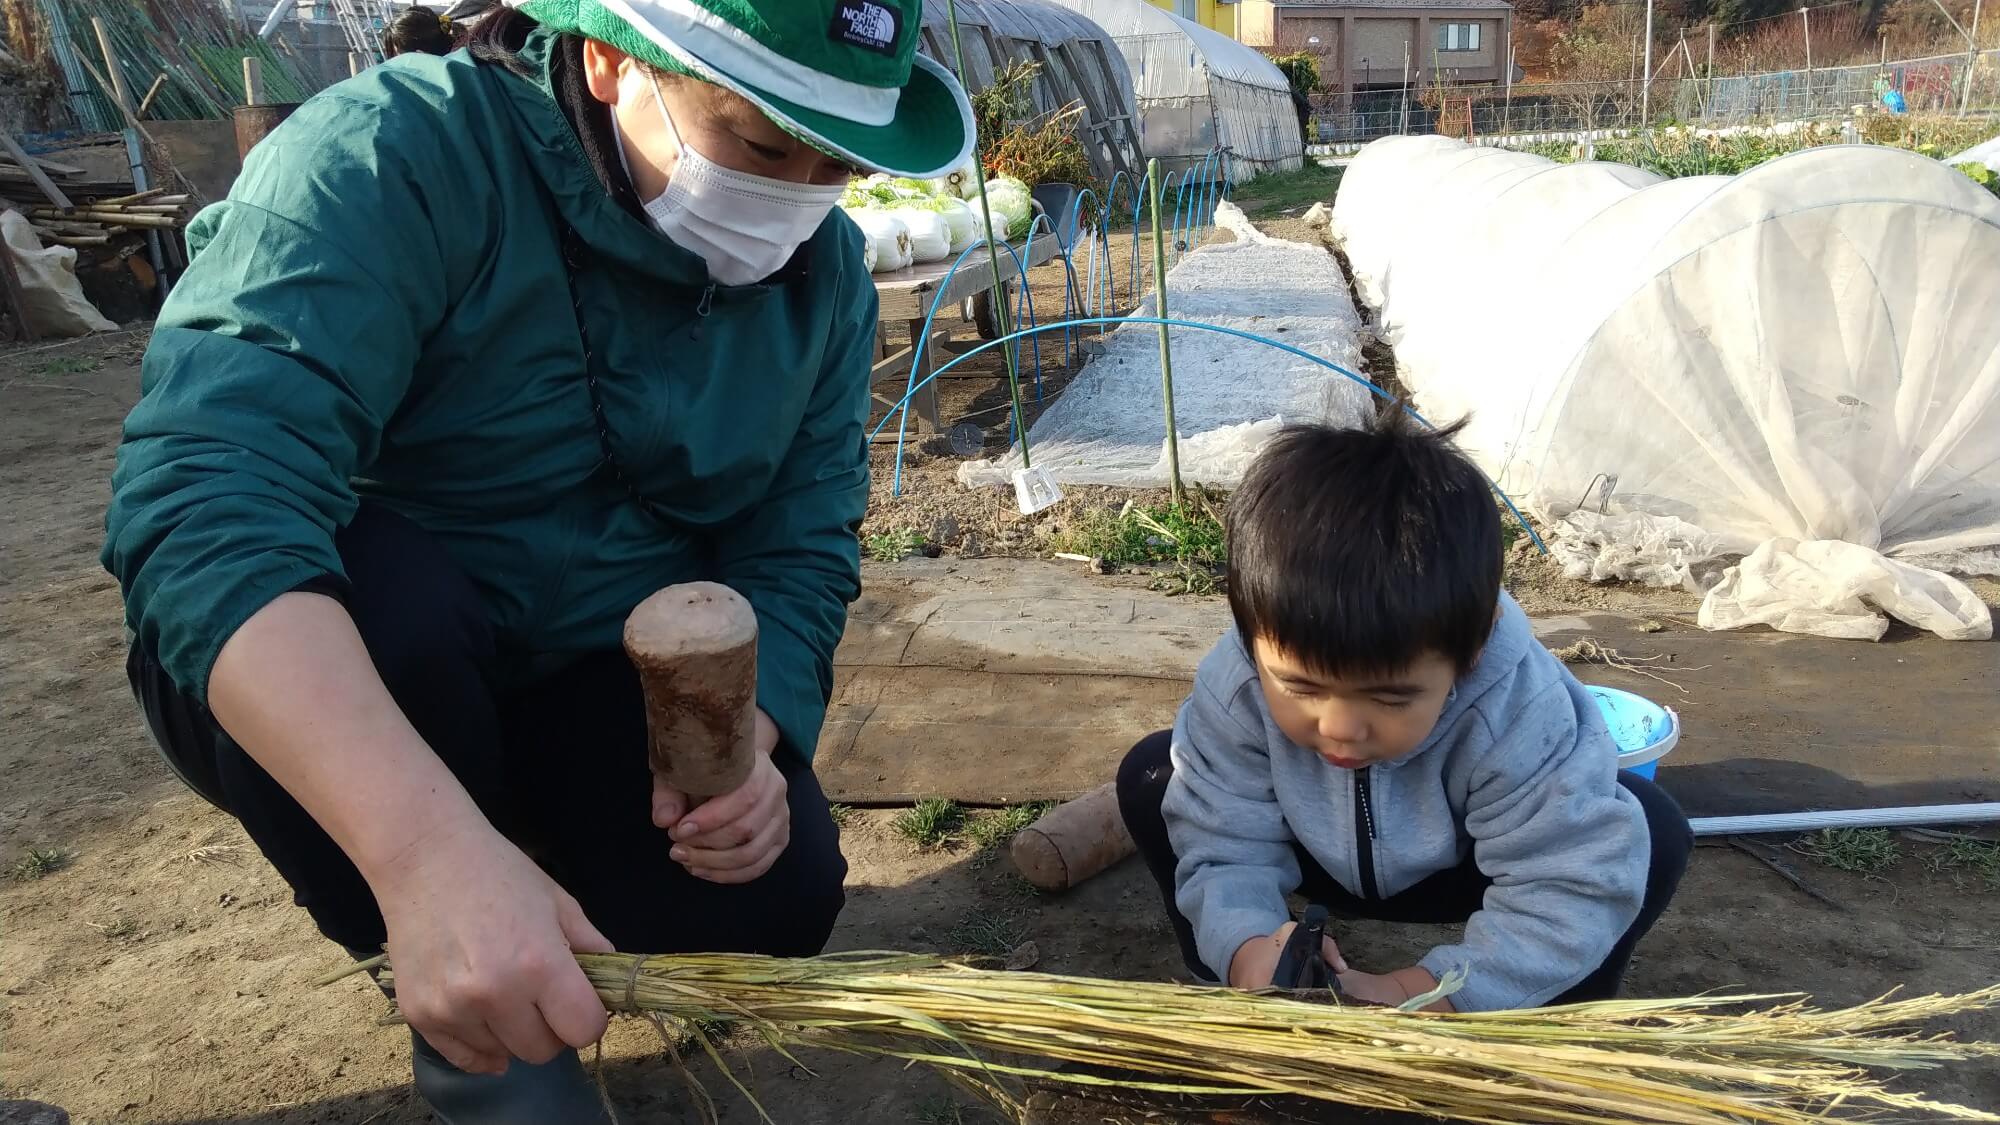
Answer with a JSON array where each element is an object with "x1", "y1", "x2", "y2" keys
[{"x1": 1239, "y1": 0, "x2": 1514, "y2": 95}]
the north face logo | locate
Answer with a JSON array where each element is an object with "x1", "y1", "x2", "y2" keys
[{"x1": 829, "y1": 1, "x2": 900, "y2": 55}]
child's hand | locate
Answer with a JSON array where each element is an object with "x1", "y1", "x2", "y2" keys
[
  {"x1": 1228, "y1": 921, "x2": 1348, "y2": 990},
  {"x1": 1335, "y1": 966, "x2": 1455, "y2": 1011}
]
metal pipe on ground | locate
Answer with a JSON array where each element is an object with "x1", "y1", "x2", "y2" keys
[{"x1": 1691, "y1": 803, "x2": 2000, "y2": 838}]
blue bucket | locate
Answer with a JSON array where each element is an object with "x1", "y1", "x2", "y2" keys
[{"x1": 1588, "y1": 685, "x2": 1679, "y2": 781}]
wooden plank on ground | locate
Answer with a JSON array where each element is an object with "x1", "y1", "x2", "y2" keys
[
  {"x1": 0, "y1": 153, "x2": 85, "y2": 177},
  {"x1": 0, "y1": 134, "x2": 73, "y2": 210}
]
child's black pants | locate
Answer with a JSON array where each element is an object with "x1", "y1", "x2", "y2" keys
[
  {"x1": 1116, "y1": 729, "x2": 1692, "y2": 1000},
  {"x1": 125, "y1": 503, "x2": 848, "y2": 962}
]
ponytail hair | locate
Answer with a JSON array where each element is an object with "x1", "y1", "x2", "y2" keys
[{"x1": 382, "y1": 5, "x2": 463, "y2": 58}]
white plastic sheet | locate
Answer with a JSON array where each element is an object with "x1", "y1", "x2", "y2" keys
[
  {"x1": 959, "y1": 202, "x2": 1373, "y2": 489},
  {"x1": 1, "y1": 210, "x2": 116, "y2": 337},
  {"x1": 1333, "y1": 137, "x2": 2000, "y2": 641}
]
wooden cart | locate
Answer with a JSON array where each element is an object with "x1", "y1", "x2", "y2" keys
[{"x1": 867, "y1": 235, "x2": 1061, "y2": 440}]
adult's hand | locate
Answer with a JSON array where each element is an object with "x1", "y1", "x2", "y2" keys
[
  {"x1": 651, "y1": 709, "x2": 790, "y2": 883},
  {"x1": 375, "y1": 820, "x2": 615, "y2": 1075},
  {"x1": 205, "y1": 592, "x2": 615, "y2": 1075}
]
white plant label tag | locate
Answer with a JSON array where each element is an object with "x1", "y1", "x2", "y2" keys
[{"x1": 1012, "y1": 466, "x2": 1064, "y2": 515}]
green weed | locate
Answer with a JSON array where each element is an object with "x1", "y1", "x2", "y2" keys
[
  {"x1": 1793, "y1": 828, "x2": 1900, "y2": 875},
  {"x1": 39, "y1": 356, "x2": 100, "y2": 377},
  {"x1": 9, "y1": 847, "x2": 72, "y2": 882},
  {"x1": 827, "y1": 803, "x2": 856, "y2": 829},
  {"x1": 1926, "y1": 837, "x2": 2000, "y2": 889},
  {"x1": 964, "y1": 801, "x2": 1055, "y2": 852},
  {"x1": 946, "y1": 911, "x2": 1031, "y2": 959},
  {"x1": 1515, "y1": 118, "x2": 2000, "y2": 182},
  {"x1": 1050, "y1": 497, "x2": 1226, "y2": 571},
  {"x1": 893, "y1": 798, "x2": 966, "y2": 850},
  {"x1": 865, "y1": 529, "x2": 928, "y2": 562},
  {"x1": 1226, "y1": 162, "x2": 1345, "y2": 219}
]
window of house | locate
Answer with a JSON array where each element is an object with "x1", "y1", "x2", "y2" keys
[{"x1": 1436, "y1": 22, "x2": 1482, "y2": 52}]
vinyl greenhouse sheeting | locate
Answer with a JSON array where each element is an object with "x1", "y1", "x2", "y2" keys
[
  {"x1": 1046, "y1": 0, "x2": 1303, "y2": 179},
  {"x1": 1332, "y1": 135, "x2": 2000, "y2": 642}
]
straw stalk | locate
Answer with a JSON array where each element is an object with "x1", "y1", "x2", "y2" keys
[{"x1": 329, "y1": 950, "x2": 2000, "y2": 1124}]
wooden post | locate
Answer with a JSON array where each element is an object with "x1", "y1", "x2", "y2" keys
[
  {"x1": 91, "y1": 17, "x2": 132, "y2": 111},
  {"x1": 242, "y1": 56, "x2": 265, "y2": 106}
]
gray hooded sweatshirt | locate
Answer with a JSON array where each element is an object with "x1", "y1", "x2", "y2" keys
[{"x1": 1162, "y1": 594, "x2": 1649, "y2": 1012}]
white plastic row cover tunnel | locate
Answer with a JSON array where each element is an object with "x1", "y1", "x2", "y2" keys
[
  {"x1": 958, "y1": 202, "x2": 1374, "y2": 490},
  {"x1": 1332, "y1": 135, "x2": 2000, "y2": 642}
]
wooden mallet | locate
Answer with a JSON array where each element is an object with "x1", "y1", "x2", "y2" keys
[
  {"x1": 623, "y1": 582, "x2": 760, "y2": 799},
  {"x1": 1009, "y1": 782, "x2": 1136, "y2": 892}
]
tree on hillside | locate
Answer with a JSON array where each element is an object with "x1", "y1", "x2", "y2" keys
[{"x1": 1549, "y1": 2, "x2": 1648, "y2": 128}]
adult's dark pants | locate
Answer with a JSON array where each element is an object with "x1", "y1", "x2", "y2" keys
[
  {"x1": 126, "y1": 505, "x2": 848, "y2": 1047},
  {"x1": 1115, "y1": 729, "x2": 1692, "y2": 1000}
]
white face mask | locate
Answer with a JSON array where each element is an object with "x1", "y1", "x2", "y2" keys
[{"x1": 614, "y1": 75, "x2": 845, "y2": 287}]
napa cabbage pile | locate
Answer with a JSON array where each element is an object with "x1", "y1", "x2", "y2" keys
[{"x1": 839, "y1": 169, "x2": 1036, "y2": 273}]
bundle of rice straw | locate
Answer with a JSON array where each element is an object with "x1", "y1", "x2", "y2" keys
[{"x1": 338, "y1": 951, "x2": 2000, "y2": 1124}]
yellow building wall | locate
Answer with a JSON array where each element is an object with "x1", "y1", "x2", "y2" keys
[{"x1": 1144, "y1": 0, "x2": 1238, "y2": 39}]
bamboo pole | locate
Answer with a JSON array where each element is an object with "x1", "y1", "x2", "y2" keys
[
  {"x1": 1146, "y1": 158, "x2": 1183, "y2": 506},
  {"x1": 942, "y1": 0, "x2": 1032, "y2": 470},
  {"x1": 91, "y1": 17, "x2": 133, "y2": 111},
  {"x1": 29, "y1": 208, "x2": 181, "y2": 229},
  {"x1": 90, "y1": 189, "x2": 173, "y2": 206},
  {"x1": 137, "y1": 71, "x2": 170, "y2": 118},
  {"x1": 70, "y1": 54, "x2": 163, "y2": 149}
]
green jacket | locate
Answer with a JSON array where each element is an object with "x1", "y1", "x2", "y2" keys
[{"x1": 103, "y1": 31, "x2": 876, "y2": 762}]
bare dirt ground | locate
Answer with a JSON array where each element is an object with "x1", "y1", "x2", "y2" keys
[{"x1": 5, "y1": 286, "x2": 1999, "y2": 1119}]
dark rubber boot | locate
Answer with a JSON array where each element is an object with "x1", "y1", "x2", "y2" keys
[{"x1": 410, "y1": 1030, "x2": 617, "y2": 1125}]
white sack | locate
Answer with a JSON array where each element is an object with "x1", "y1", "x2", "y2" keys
[{"x1": 1, "y1": 210, "x2": 117, "y2": 336}]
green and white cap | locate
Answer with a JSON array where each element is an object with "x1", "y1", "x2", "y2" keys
[{"x1": 508, "y1": 0, "x2": 976, "y2": 178}]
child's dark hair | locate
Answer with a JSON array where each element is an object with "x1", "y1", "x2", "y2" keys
[
  {"x1": 1226, "y1": 411, "x2": 1502, "y2": 678},
  {"x1": 383, "y1": 6, "x2": 461, "y2": 58}
]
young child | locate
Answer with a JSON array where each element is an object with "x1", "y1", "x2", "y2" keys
[{"x1": 1116, "y1": 414, "x2": 1692, "y2": 1011}]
